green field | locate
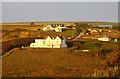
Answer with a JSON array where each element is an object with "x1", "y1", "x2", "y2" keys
[
  {"x1": 2, "y1": 28, "x2": 76, "y2": 42},
  {"x1": 87, "y1": 22, "x2": 118, "y2": 27},
  {"x1": 2, "y1": 21, "x2": 75, "y2": 28}
]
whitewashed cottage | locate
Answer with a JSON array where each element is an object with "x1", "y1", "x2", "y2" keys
[
  {"x1": 43, "y1": 25, "x2": 54, "y2": 31},
  {"x1": 30, "y1": 36, "x2": 67, "y2": 48},
  {"x1": 98, "y1": 36, "x2": 111, "y2": 41},
  {"x1": 43, "y1": 24, "x2": 67, "y2": 32}
]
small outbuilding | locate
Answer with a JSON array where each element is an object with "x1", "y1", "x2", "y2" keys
[{"x1": 98, "y1": 36, "x2": 111, "y2": 41}]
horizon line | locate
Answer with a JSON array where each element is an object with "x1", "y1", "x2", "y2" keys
[{"x1": 1, "y1": 20, "x2": 118, "y2": 24}]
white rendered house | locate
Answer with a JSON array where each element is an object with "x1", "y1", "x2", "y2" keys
[
  {"x1": 98, "y1": 36, "x2": 111, "y2": 41},
  {"x1": 43, "y1": 25, "x2": 55, "y2": 31},
  {"x1": 30, "y1": 36, "x2": 67, "y2": 48},
  {"x1": 55, "y1": 26, "x2": 64, "y2": 32},
  {"x1": 43, "y1": 24, "x2": 67, "y2": 32}
]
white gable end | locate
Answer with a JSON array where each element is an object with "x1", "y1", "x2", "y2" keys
[{"x1": 30, "y1": 36, "x2": 67, "y2": 48}]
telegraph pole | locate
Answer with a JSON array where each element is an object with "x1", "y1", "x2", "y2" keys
[{"x1": 96, "y1": 18, "x2": 98, "y2": 27}]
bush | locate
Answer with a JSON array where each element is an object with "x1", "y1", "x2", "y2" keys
[
  {"x1": 75, "y1": 22, "x2": 88, "y2": 28},
  {"x1": 95, "y1": 43, "x2": 102, "y2": 48},
  {"x1": 98, "y1": 49, "x2": 113, "y2": 60},
  {"x1": 11, "y1": 43, "x2": 23, "y2": 49},
  {"x1": 37, "y1": 28, "x2": 40, "y2": 30},
  {"x1": 72, "y1": 42, "x2": 81, "y2": 49},
  {"x1": 66, "y1": 41, "x2": 73, "y2": 48},
  {"x1": 98, "y1": 49, "x2": 113, "y2": 55},
  {"x1": 80, "y1": 41, "x2": 85, "y2": 44},
  {"x1": 84, "y1": 42, "x2": 97, "y2": 50}
]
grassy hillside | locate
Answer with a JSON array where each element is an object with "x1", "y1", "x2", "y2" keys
[
  {"x1": 3, "y1": 47, "x2": 101, "y2": 77},
  {"x1": 2, "y1": 29, "x2": 76, "y2": 42},
  {"x1": 2, "y1": 21, "x2": 119, "y2": 77},
  {"x1": 93, "y1": 49, "x2": 120, "y2": 77}
]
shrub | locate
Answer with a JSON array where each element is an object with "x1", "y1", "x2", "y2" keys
[
  {"x1": 66, "y1": 41, "x2": 73, "y2": 48},
  {"x1": 80, "y1": 41, "x2": 85, "y2": 44},
  {"x1": 98, "y1": 49, "x2": 113, "y2": 60},
  {"x1": 37, "y1": 28, "x2": 40, "y2": 31},
  {"x1": 98, "y1": 49, "x2": 113, "y2": 55},
  {"x1": 72, "y1": 42, "x2": 81, "y2": 49},
  {"x1": 11, "y1": 43, "x2": 23, "y2": 49},
  {"x1": 83, "y1": 42, "x2": 97, "y2": 50},
  {"x1": 95, "y1": 43, "x2": 102, "y2": 48}
]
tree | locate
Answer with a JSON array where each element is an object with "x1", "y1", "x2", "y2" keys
[{"x1": 31, "y1": 22, "x2": 35, "y2": 26}]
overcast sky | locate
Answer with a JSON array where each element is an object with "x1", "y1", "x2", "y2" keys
[
  {"x1": 2, "y1": 2, "x2": 118, "y2": 23},
  {"x1": 1, "y1": 0, "x2": 120, "y2": 2}
]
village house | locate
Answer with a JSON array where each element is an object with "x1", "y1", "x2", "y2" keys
[
  {"x1": 98, "y1": 36, "x2": 111, "y2": 41},
  {"x1": 54, "y1": 26, "x2": 63, "y2": 32},
  {"x1": 42, "y1": 25, "x2": 54, "y2": 31},
  {"x1": 42, "y1": 24, "x2": 67, "y2": 32},
  {"x1": 91, "y1": 29, "x2": 98, "y2": 33},
  {"x1": 98, "y1": 25, "x2": 113, "y2": 28},
  {"x1": 30, "y1": 36, "x2": 67, "y2": 48}
]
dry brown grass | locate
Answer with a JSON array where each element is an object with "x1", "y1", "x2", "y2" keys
[{"x1": 2, "y1": 47, "x2": 101, "y2": 77}]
